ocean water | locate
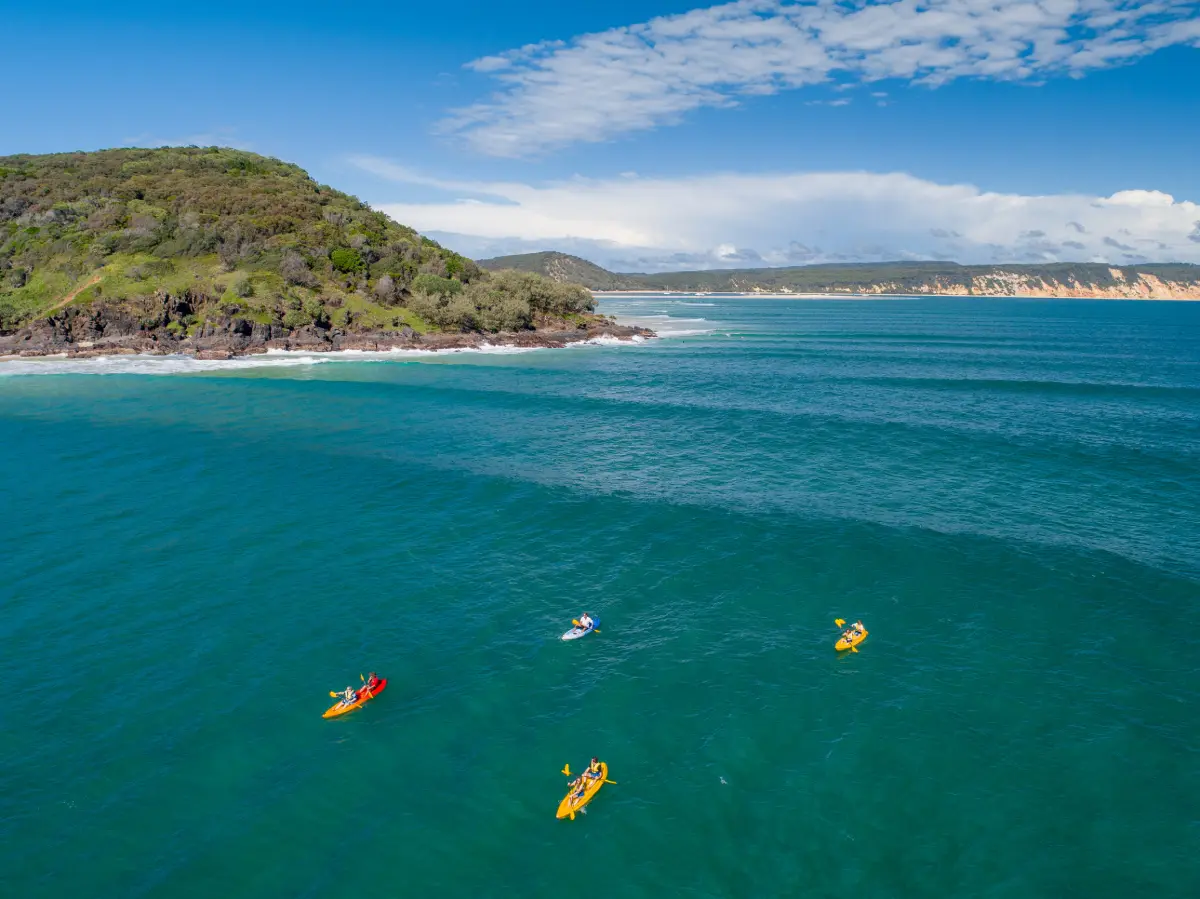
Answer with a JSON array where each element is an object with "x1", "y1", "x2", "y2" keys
[{"x1": 1, "y1": 296, "x2": 1198, "y2": 898}]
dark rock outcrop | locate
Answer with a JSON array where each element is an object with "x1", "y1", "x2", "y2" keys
[{"x1": 0, "y1": 296, "x2": 654, "y2": 359}]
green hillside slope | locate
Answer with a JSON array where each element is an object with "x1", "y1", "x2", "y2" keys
[{"x1": 0, "y1": 148, "x2": 598, "y2": 343}]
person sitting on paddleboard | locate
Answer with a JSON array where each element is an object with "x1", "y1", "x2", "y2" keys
[{"x1": 579, "y1": 613, "x2": 594, "y2": 630}]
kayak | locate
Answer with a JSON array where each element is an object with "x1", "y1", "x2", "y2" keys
[
  {"x1": 562, "y1": 617, "x2": 599, "y2": 641},
  {"x1": 322, "y1": 678, "x2": 388, "y2": 719},
  {"x1": 835, "y1": 628, "x2": 868, "y2": 652},
  {"x1": 557, "y1": 762, "x2": 608, "y2": 820}
]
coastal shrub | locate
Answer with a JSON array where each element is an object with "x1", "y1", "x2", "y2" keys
[
  {"x1": 462, "y1": 279, "x2": 532, "y2": 331},
  {"x1": 304, "y1": 298, "x2": 330, "y2": 328},
  {"x1": 443, "y1": 293, "x2": 479, "y2": 331},
  {"x1": 419, "y1": 255, "x2": 449, "y2": 277},
  {"x1": 282, "y1": 305, "x2": 311, "y2": 329},
  {"x1": 411, "y1": 273, "x2": 461, "y2": 298},
  {"x1": 408, "y1": 290, "x2": 476, "y2": 331},
  {"x1": 280, "y1": 250, "x2": 318, "y2": 287},
  {"x1": 405, "y1": 290, "x2": 443, "y2": 326},
  {"x1": 233, "y1": 275, "x2": 253, "y2": 298},
  {"x1": 330, "y1": 247, "x2": 365, "y2": 274},
  {"x1": 373, "y1": 273, "x2": 397, "y2": 305}
]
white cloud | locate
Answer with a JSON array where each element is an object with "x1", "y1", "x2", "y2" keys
[
  {"x1": 442, "y1": 0, "x2": 1200, "y2": 156},
  {"x1": 357, "y1": 157, "x2": 1200, "y2": 270}
]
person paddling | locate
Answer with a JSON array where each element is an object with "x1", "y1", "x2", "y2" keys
[
  {"x1": 361, "y1": 672, "x2": 380, "y2": 695},
  {"x1": 569, "y1": 776, "x2": 586, "y2": 799},
  {"x1": 578, "y1": 613, "x2": 594, "y2": 631},
  {"x1": 338, "y1": 686, "x2": 357, "y2": 705}
]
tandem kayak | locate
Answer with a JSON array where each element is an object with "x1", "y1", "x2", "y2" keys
[
  {"x1": 323, "y1": 678, "x2": 388, "y2": 719},
  {"x1": 562, "y1": 617, "x2": 599, "y2": 641},
  {"x1": 835, "y1": 628, "x2": 868, "y2": 652},
  {"x1": 557, "y1": 762, "x2": 608, "y2": 820}
]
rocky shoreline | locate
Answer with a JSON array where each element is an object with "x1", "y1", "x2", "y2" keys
[{"x1": 0, "y1": 301, "x2": 656, "y2": 360}]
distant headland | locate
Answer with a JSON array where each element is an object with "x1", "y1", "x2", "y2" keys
[
  {"x1": 0, "y1": 148, "x2": 651, "y2": 360},
  {"x1": 477, "y1": 251, "x2": 1200, "y2": 299}
]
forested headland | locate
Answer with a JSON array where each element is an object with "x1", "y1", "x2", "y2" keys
[{"x1": 0, "y1": 148, "x2": 647, "y2": 358}]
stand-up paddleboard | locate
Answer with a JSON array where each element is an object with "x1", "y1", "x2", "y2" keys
[{"x1": 561, "y1": 617, "x2": 599, "y2": 641}]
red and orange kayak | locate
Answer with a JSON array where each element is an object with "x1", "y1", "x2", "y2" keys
[{"x1": 323, "y1": 679, "x2": 388, "y2": 719}]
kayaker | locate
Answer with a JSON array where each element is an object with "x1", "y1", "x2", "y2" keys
[
  {"x1": 569, "y1": 776, "x2": 586, "y2": 799},
  {"x1": 363, "y1": 672, "x2": 380, "y2": 693},
  {"x1": 339, "y1": 686, "x2": 356, "y2": 704},
  {"x1": 579, "y1": 613, "x2": 594, "y2": 630},
  {"x1": 584, "y1": 758, "x2": 602, "y2": 781}
]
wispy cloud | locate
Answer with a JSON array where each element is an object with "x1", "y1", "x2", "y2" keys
[
  {"x1": 355, "y1": 156, "x2": 1200, "y2": 269},
  {"x1": 441, "y1": 0, "x2": 1200, "y2": 156}
]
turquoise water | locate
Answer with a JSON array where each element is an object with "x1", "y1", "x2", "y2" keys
[{"x1": 2, "y1": 296, "x2": 1198, "y2": 897}]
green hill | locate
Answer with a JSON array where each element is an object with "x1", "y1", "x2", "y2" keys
[
  {"x1": 0, "y1": 148, "x2": 608, "y2": 353},
  {"x1": 477, "y1": 252, "x2": 1200, "y2": 298},
  {"x1": 478, "y1": 251, "x2": 641, "y2": 290}
]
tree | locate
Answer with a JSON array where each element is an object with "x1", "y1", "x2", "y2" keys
[
  {"x1": 411, "y1": 273, "x2": 462, "y2": 298},
  {"x1": 330, "y1": 247, "x2": 365, "y2": 274},
  {"x1": 281, "y1": 250, "x2": 317, "y2": 287},
  {"x1": 373, "y1": 273, "x2": 397, "y2": 305}
]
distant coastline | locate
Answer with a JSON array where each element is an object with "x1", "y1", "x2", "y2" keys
[
  {"x1": 480, "y1": 252, "x2": 1200, "y2": 300},
  {"x1": 591, "y1": 289, "x2": 1200, "y2": 300}
]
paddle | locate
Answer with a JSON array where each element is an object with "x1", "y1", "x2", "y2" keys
[{"x1": 329, "y1": 674, "x2": 374, "y2": 702}]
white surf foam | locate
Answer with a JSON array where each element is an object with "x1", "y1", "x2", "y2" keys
[
  {"x1": 0, "y1": 352, "x2": 334, "y2": 377},
  {"x1": 0, "y1": 338, "x2": 632, "y2": 377}
]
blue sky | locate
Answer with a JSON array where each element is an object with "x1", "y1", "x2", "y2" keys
[{"x1": 4, "y1": 0, "x2": 1200, "y2": 270}]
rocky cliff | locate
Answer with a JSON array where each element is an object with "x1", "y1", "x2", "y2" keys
[{"x1": 0, "y1": 287, "x2": 651, "y2": 359}]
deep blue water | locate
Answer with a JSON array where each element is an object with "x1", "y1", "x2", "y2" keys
[{"x1": 1, "y1": 296, "x2": 1198, "y2": 897}]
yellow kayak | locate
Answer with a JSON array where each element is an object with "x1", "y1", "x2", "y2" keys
[
  {"x1": 557, "y1": 762, "x2": 608, "y2": 820},
  {"x1": 835, "y1": 627, "x2": 868, "y2": 651}
]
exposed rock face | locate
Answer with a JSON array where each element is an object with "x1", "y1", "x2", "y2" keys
[{"x1": 0, "y1": 296, "x2": 654, "y2": 359}]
